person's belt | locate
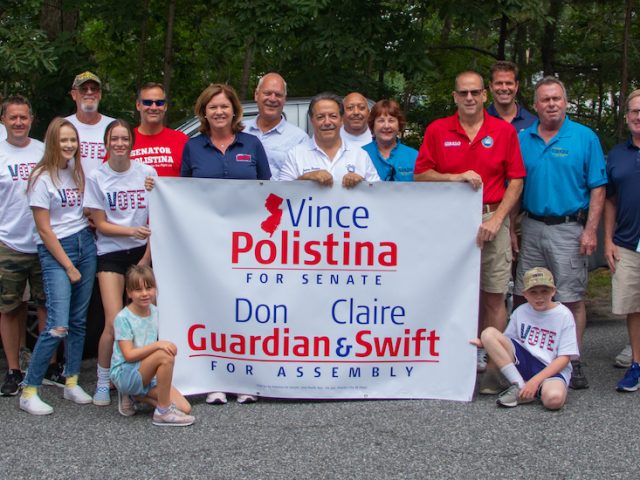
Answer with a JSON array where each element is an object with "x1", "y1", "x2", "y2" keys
[
  {"x1": 483, "y1": 203, "x2": 500, "y2": 214},
  {"x1": 525, "y1": 210, "x2": 587, "y2": 226}
]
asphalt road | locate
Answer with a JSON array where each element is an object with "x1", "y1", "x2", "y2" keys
[{"x1": 1, "y1": 316, "x2": 638, "y2": 479}]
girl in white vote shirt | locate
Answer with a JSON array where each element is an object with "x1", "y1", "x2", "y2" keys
[
  {"x1": 83, "y1": 119, "x2": 157, "y2": 407},
  {"x1": 21, "y1": 118, "x2": 97, "y2": 415}
]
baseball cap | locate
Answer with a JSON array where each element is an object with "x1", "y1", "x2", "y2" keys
[
  {"x1": 523, "y1": 267, "x2": 555, "y2": 291},
  {"x1": 72, "y1": 71, "x2": 102, "y2": 89}
]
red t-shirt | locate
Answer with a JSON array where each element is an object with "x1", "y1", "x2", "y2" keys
[
  {"x1": 414, "y1": 111, "x2": 526, "y2": 204},
  {"x1": 130, "y1": 127, "x2": 188, "y2": 177}
]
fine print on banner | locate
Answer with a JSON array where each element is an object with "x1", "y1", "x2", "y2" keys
[{"x1": 150, "y1": 178, "x2": 481, "y2": 401}]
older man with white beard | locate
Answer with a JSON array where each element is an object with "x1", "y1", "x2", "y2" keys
[{"x1": 65, "y1": 72, "x2": 115, "y2": 175}]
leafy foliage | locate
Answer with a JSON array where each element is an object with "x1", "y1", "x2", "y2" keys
[{"x1": 2, "y1": 0, "x2": 638, "y2": 146}]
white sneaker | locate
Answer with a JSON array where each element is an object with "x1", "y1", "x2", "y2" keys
[
  {"x1": 206, "y1": 391, "x2": 227, "y2": 404},
  {"x1": 63, "y1": 385, "x2": 92, "y2": 404},
  {"x1": 20, "y1": 393, "x2": 53, "y2": 415},
  {"x1": 477, "y1": 348, "x2": 487, "y2": 372},
  {"x1": 152, "y1": 404, "x2": 195, "y2": 427},
  {"x1": 237, "y1": 394, "x2": 257, "y2": 404},
  {"x1": 615, "y1": 345, "x2": 632, "y2": 368}
]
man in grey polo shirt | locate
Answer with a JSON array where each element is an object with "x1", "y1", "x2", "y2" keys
[{"x1": 244, "y1": 73, "x2": 308, "y2": 180}]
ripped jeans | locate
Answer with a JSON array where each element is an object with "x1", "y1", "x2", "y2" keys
[{"x1": 24, "y1": 228, "x2": 97, "y2": 387}]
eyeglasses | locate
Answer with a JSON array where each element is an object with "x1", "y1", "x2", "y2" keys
[
  {"x1": 75, "y1": 85, "x2": 100, "y2": 94},
  {"x1": 141, "y1": 99, "x2": 166, "y2": 107},
  {"x1": 627, "y1": 109, "x2": 640, "y2": 118},
  {"x1": 456, "y1": 89, "x2": 484, "y2": 97}
]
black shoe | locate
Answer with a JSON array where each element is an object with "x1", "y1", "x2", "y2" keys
[
  {"x1": 569, "y1": 360, "x2": 589, "y2": 390},
  {"x1": 43, "y1": 363, "x2": 66, "y2": 388},
  {"x1": 1, "y1": 369, "x2": 24, "y2": 396}
]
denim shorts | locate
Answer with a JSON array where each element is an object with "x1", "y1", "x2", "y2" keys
[
  {"x1": 112, "y1": 362, "x2": 157, "y2": 396},
  {"x1": 97, "y1": 245, "x2": 146, "y2": 275}
]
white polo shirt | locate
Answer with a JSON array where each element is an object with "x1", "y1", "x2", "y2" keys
[{"x1": 279, "y1": 137, "x2": 380, "y2": 183}]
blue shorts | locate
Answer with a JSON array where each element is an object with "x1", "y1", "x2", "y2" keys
[
  {"x1": 111, "y1": 362, "x2": 157, "y2": 396},
  {"x1": 510, "y1": 339, "x2": 565, "y2": 385}
]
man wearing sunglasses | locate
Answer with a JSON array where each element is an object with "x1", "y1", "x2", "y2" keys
[
  {"x1": 66, "y1": 71, "x2": 115, "y2": 175},
  {"x1": 130, "y1": 82, "x2": 187, "y2": 176},
  {"x1": 414, "y1": 71, "x2": 526, "y2": 374}
]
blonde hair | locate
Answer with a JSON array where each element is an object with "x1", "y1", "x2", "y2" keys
[{"x1": 29, "y1": 117, "x2": 84, "y2": 192}]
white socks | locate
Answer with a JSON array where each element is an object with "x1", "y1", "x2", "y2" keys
[
  {"x1": 96, "y1": 364, "x2": 111, "y2": 388},
  {"x1": 500, "y1": 363, "x2": 525, "y2": 388}
]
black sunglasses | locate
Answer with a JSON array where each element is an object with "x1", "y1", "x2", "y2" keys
[{"x1": 140, "y1": 99, "x2": 166, "y2": 107}]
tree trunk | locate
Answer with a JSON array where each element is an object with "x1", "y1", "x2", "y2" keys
[
  {"x1": 136, "y1": 0, "x2": 151, "y2": 94},
  {"x1": 617, "y1": 0, "x2": 633, "y2": 141},
  {"x1": 162, "y1": 0, "x2": 177, "y2": 121},
  {"x1": 541, "y1": 0, "x2": 563, "y2": 76},
  {"x1": 497, "y1": 13, "x2": 508, "y2": 60},
  {"x1": 40, "y1": 0, "x2": 78, "y2": 38},
  {"x1": 239, "y1": 37, "x2": 254, "y2": 100}
]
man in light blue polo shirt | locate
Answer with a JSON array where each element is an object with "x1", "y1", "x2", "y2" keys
[
  {"x1": 516, "y1": 76, "x2": 607, "y2": 390},
  {"x1": 244, "y1": 73, "x2": 308, "y2": 180}
]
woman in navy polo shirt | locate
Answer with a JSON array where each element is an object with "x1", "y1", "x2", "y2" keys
[
  {"x1": 181, "y1": 84, "x2": 269, "y2": 406},
  {"x1": 181, "y1": 84, "x2": 270, "y2": 180}
]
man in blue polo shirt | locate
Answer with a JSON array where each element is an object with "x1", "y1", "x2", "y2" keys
[
  {"x1": 487, "y1": 61, "x2": 536, "y2": 133},
  {"x1": 604, "y1": 89, "x2": 640, "y2": 391},
  {"x1": 516, "y1": 77, "x2": 607, "y2": 390}
]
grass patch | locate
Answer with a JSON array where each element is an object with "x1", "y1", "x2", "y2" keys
[{"x1": 587, "y1": 267, "x2": 611, "y2": 302}]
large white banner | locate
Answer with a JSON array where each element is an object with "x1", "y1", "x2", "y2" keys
[{"x1": 150, "y1": 178, "x2": 481, "y2": 401}]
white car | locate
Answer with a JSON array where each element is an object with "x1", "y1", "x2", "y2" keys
[{"x1": 175, "y1": 97, "x2": 315, "y2": 137}]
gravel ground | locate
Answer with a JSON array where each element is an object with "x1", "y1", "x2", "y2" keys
[{"x1": 0, "y1": 312, "x2": 637, "y2": 479}]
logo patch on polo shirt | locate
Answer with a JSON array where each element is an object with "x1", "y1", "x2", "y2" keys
[
  {"x1": 236, "y1": 154, "x2": 252, "y2": 162},
  {"x1": 481, "y1": 136, "x2": 494, "y2": 148},
  {"x1": 551, "y1": 147, "x2": 568, "y2": 157},
  {"x1": 444, "y1": 141, "x2": 462, "y2": 147}
]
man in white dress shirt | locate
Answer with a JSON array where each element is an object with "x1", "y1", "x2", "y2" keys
[{"x1": 279, "y1": 92, "x2": 379, "y2": 186}]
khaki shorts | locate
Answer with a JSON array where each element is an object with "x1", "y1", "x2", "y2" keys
[
  {"x1": 0, "y1": 241, "x2": 45, "y2": 313},
  {"x1": 612, "y1": 245, "x2": 640, "y2": 315},
  {"x1": 480, "y1": 212, "x2": 512, "y2": 294}
]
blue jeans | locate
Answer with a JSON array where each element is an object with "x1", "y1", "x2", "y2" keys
[{"x1": 24, "y1": 228, "x2": 97, "y2": 387}]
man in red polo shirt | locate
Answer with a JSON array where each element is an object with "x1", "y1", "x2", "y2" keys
[
  {"x1": 131, "y1": 82, "x2": 188, "y2": 176},
  {"x1": 414, "y1": 71, "x2": 525, "y2": 373}
]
